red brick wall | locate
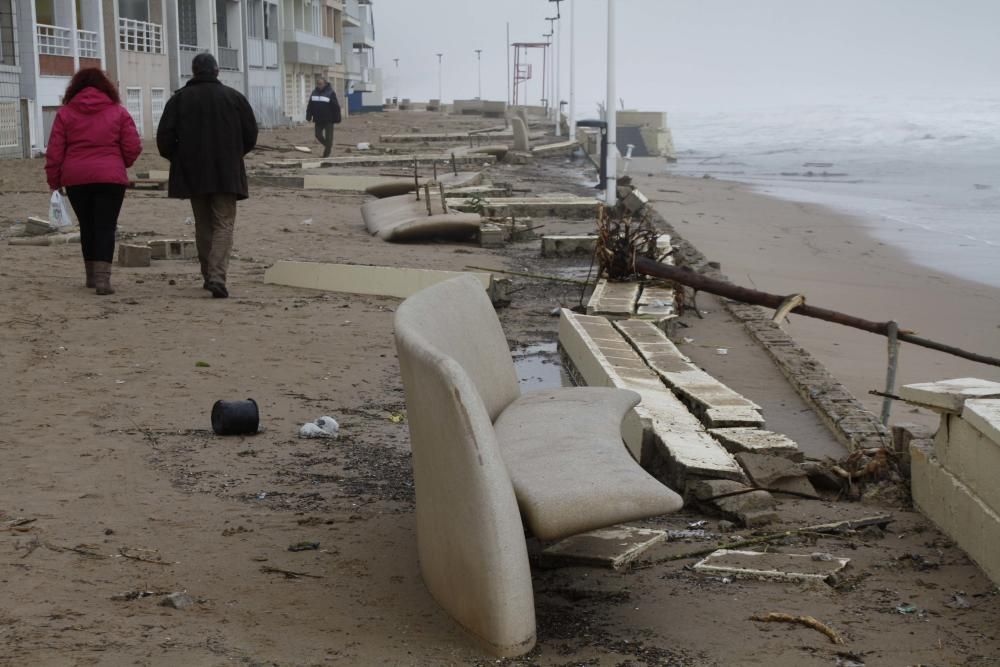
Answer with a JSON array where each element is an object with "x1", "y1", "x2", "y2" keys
[{"x1": 40, "y1": 55, "x2": 74, "y2": 76}]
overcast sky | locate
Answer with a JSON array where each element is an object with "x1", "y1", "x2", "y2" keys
[{"x1": 373, "y1": 0, "x2": 1000, "y2": 114}]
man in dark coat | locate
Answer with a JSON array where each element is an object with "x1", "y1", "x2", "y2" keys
[
  {"x1": 156, "y1": 53, "x2": 258, "y2": 299},
  {"x1": 306, "y1": 75, "x2": 341, "y2": 158}
]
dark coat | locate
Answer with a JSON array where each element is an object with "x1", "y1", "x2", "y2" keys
[
  {"x1": 306, "y1": 83, "x2": 341, "y2": 125},
  {"x1": 156, "y1": 74, "x2": 258, "y2": 200}
]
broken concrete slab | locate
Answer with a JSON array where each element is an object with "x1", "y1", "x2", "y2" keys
[
  {"x1": 263, "y1": 261, "x2": 492, "y2": 299},
  {"x1": 693, "y1": 549, "x2": 850, "y2": 583},
  {"x1": 24, "y1": 217, "x2": 60, "y2": 236},
  {"x1": 689, "y1": 478, "x2": 778, "y2": 527},
  {"x1": 149, "y1": 239, "x2": 197, "y2": 260},
  {"x1": 265, "y1": 153, "x2": 496, "y2": 170},
  {"x1": 932, "y1": 412, "x2": 1000, "y2": 514},
  {"x1": 447, "y1": 195, "x2": 599, "y2": 220},
  {"x1": 117, "y1": 243, "x2": 152, "y2": 268},
  {"x1": 587, "y1": 280, "x2": 640, "y2": 318},
  {"x1": 709, "y1": 427, "x2": 803, "y2": 461},
  {"x1": 735, "y1": 452, "x2": 819, "y2": 499},
  {"x1": 635, "y1": 284, "x2": 676, "y2": 323},
  {"x1": 541, "y1": 234, "x2": 598, "y2": 258},
  {"x1": 531, "y1": 140, "x2": 580, "y2": 158},
  {"x1": 900, "y1": 378, "x2": 1000, "y2": 413},
  {"x1": 538, "y1": 526, "x2": 667, "y2": 570},
  {"x1": 558, "y1": 310, "x2": 746, "y2": 490}
]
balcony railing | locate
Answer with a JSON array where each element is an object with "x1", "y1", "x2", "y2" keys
[
  {"x1": 263, "y1": 40, "x2": 278, "y2": 68},
  {"x1": 247, "y1": 38, "x2": 278, "y2": 69},
  {"x1": 218, "y1": 46, "x2": 240, "y2": 71},
  {"x1": 77, "y1": 30, "x2": 99, "y2": 59},
  {"x1": 37, "y1": 24, "x2": 72, "y2": 57},
  {"x1": 119, "y1": 18, "x2": 162, "y2": 54}
]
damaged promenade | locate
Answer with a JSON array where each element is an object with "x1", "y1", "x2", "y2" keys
[{"x1": 1, "y1": 108, "x2": 999, "y2": 666}]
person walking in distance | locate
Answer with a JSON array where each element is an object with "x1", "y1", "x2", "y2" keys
[
  {"x1": 45, "y1": 68, "x2": 142, "y2": 295},
  {"x1": 156, "y1": 53, "x2": 258, "y2": 299},
  {"x1": 306, "y1": 75, "x2": 341, "y2": 158}
]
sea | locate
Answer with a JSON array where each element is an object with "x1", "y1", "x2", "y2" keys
[{"x1": 662, "y1": 98, "x2": 1000, "y2": 288}]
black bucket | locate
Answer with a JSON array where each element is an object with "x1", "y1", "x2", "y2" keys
[{"x1": 211, "y1": 398, "x2": 259, "y2": 435}]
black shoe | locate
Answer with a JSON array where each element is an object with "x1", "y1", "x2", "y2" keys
[
  {"x1": 207, "y1": 281, "x2": 229, "y2": 299},
  {"x1": 202, "y1": 281, "x2": 210, "y2": 290}
]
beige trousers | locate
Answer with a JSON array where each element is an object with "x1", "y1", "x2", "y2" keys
[{"x1": 190, "y1": 193, "x2": 238, "y2": 285}]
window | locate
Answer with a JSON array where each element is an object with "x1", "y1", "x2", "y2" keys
[
  {"x1": 35, "y1": 0, "x2": 55, "y2": 26},
  {"x1": 178, "y1": 0, "x2": 197, "y2": 46},
  {"x1": 150, "y1": 88, "x2": 165, "y2": 129},
  {"x1": 215, "y1": 0, "x2": 227, "y2": 47},
  {"x1": 126, "y1": 87, "x2": 143, "y2": 137},
  {"x1": 0, "y1": 0, "x2": 15, "y2": 66},
  {"x1": 119, "y1": 0, "x2": 149, "y2": 22},
  {"x1": 264, "y1": 2, "x2": 278, "y2": 40},
  {"x1": 0, "y1": 101, "x2": 18, "y2": 148},
  {"x1": 247, "y1": 0, "x2": 260, "y2": 39}
]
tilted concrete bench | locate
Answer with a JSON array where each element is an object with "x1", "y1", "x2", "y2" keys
[{"x1": 394, "y1": 275, "x2": 682, "y2": 656}]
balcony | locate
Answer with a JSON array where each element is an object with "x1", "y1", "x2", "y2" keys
[
  {"x1": 283, "y1": 29, "x2": 339, "y2": 67},
  {"x1": 218, "y1": 46, "x2": 240, "y2": 71},
  {"x1": 77, "y1": 30, "x2": 99, "y2": 59},
  {"x1": 248, "y1": 38, "x2": 279, "y2": 69},
  {"x1": 37, "y1": 24, "x2": 72, "y2": 56},
  {"x1": 119, "y1": 18, "x2": 163, "y2": 54}
]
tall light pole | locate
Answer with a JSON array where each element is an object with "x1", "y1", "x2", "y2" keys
[
  {"x1": 474, "y1": 49, "x2": 483, "y2": 99},
  {"x1": 393, "y1": 58, "x2": 399, "y2": 103},
  {"x1": 545, "y1": 17, "x2": 556, "y2": 122},
  {"x1": 569, "y1": 0, "x2": 576, "y2": 137},
  {"x1": 606, "y1": 0, "x2": 617, "y2": 206},
  {"x1": 435, "y1": 52, "x2": 443, "y2": 102},
  {"x1": 549, "y1": 0, "x2": 563, "y2": 137}
]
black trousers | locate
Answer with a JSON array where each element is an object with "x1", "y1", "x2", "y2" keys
[
  {"x1": 314, "y1": 122, "x2": 334, "y2": 158},
  {"x1": 65, "y1": 183, "x2": 126, "y2": 263}
]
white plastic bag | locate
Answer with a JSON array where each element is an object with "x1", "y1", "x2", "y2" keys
[{"x1": 49, "y1": 191, "x2": 73, "y2": 228}]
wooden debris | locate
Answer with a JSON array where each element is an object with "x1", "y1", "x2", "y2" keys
[
  {"x1": 750, "y1": 612, "x2": 844, "y2": 645},
  {"x1": 260, "y1": 565, "x2": 324, "y2": 579}
]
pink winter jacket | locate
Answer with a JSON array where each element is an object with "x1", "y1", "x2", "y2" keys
[{"x1": 44, "y1": 87, "x2": 143, "y2": 191}]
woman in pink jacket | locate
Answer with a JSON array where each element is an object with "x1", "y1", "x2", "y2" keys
[{"x1": 45, "y1": 68, "x2": 142, "y2": 295}]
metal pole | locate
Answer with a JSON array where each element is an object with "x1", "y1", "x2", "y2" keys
[
  {"x1": 475, "y1": 49, "x2": 482, "y2": 99},
  {"x1": 881, "y1": 321, "x2": 900, "y2": 425},
  {"x1": 506, "y1": 22, "x2": 511, "y2": 107},
  {"x1": 393, "y1": 58, "x2": 399, "y2": 103},
  {"x1": 606, "y1": 0, "x2": 617, "y2": 206},
  {"x1": 436, "y1": 53, "x2": 443, "y2": 102},
  {"x1": 569, "y1": 0, "x2": 576, "y2": 138},
  {"x1": 554, "y1": 14, "x2": 561, "y2": 136}
]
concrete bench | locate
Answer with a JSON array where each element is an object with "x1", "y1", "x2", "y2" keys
[{"x1": 393, "y1": 275, "x2": 682, "y2": 656}]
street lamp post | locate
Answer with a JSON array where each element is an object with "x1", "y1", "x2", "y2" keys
[
  {"x1": 435, "y1": 52, "x2": 443, "y2": 102},
  {"x1": 474, "y1": 49, "x2": 483, "y2": 99},
  {"x1": 393, "y1": 58, "x2": 399, "y2": 104},
  {"x1": 606, "y1": 0, "x2": 617, "y2": 206}
]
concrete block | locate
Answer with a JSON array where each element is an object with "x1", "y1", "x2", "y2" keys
[
  {"x1": 689, "y1": 479, "x2": 777, "y2": 527},
  {"x1": 911, "y1": 442, "x2": 1000, "y2": 586},
  {"x1": 479, "y1": 224, "x2": 505, "y2": 248},
  {"x1": 623, "y1": 188, "x2": 649, "y2": 213},
  {"x1": 636, "y1": 284, "x2": 676, "y2": 320},
  {"x1": 511, "y1": 117, "x2": 530, "y2": 152},
  {"x1": 540, "y1": 234, "x2": 598, "y2": 258},
  {"x1": 264, "y1": 261, "x2": 492, "y2": 299},
  {"x1": 900, "y1": 378, "x2": 1000, "y2": 413},
  {"x1": 149, "y1": 239, "x2": 197, "y2": 260},
  {"x1": 538, "y1": 526, "x2": 667, "y2": 570},
  {"x1": 587, "y1": 279, "x2": 640, "y2": 318},
  {"x1": 25, "y1": 216, "x2": 60, "y2": 235},
  {"x1": 531, "y1": 140, "x2": 579, "y2": 158},
  {"x1": 709, "y1": 427, "x2": 802, "y2": 461},
  {"x1": 735, "y1": 452, "x2": 818, "y2": 499},
  {"x1": 933, "y1": 413, "x2": 1000, "y2": 514},
  {"x1": 481, "y1": 100, "x2": 507, "y2": 118},
  {"x1": 117, "y1": 243, "x2": 152, "y2": 268},
  {"x1": 693, "y1": 549, "x2": 850, "y2": 584},
  {"x1": 962, "y1": 399, "x2": 1000, "y2": 447}
]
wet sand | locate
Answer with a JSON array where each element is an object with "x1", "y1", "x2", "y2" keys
[{"x1": 634, "y1": 161, "x2": 1000, "y2": 431}]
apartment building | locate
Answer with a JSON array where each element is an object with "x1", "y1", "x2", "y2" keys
[
  {"x1": 103, "y1": 0, "x2": 170, "y2": 140},
  {"x1": 17, "y1": 0, "x2": 106, "y2": 150},
  {"x1": 0, "y1": 0, "x2": 21, "y2": 159},
  {"x1": 342, "y1": 0, "x2": 379, "y2": 112}
]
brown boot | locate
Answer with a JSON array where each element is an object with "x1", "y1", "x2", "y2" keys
[
  {"x1": 84, "y1": 260, "x2": 96, "y2": 288},
  {"x1": 93, "y1": 261, "x2": 115, "y2": 295}
]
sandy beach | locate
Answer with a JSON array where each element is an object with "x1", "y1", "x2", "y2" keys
[
  {"x1": 634, "y1": 161, "x2": 1000, "y2": 432},
  {"x1": 2, "y1": 112, "x2": 999, "y2": 666}
]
